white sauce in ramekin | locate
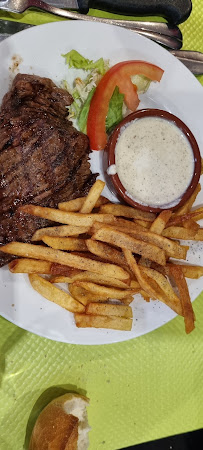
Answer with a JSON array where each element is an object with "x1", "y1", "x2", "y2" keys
[{"x1": 115, "y1": 116, "x2": 194, "y2": 207}]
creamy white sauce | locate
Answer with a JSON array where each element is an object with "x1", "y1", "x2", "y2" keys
[
  {"x1": 107, "y1": 164, "x2": 117, "y2": 175},
  {"x1": 115, "y1": 116, "x2": 194, "y2": 207}
]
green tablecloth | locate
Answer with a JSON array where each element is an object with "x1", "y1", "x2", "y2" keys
[{"x1": 0, "y1": 1, "x2": 203, "y2": 449}]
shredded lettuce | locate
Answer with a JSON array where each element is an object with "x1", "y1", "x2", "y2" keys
[
  {"x1": 62, "y1": 50, "x2": 110, "y2": 126},
  {"x1": 62, "y1": 49, "x2": 108, "y2": 75},
  {"x1": 131, "y1": 74, "x2": 151, "y2": 93}
]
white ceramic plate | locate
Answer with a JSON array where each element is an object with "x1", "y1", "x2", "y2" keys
[{"x1": 0, "y1": 21, "x2": 202, "y2": 345}]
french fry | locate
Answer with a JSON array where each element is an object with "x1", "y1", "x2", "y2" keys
[
  {"x1": 123, "y1": 249, "x2": 157, "y2": 300},
  {"x1": 167, "y1": 207, "x2": 203, "y2": 227},
  {"x1": 90, "y1": 219, "x2": 148, "y2": 235},
  {"x1": 92, "y1": 222, "x2": 186, "y2": 259},
  {"x1": 86, "y1": 239, "x2": 127, "y2": 268},
  {"x1": 121, "y1": 295, "x2": 134, "y2": 305},
  {"x1": 89, "y1": 221, "x2": 146, "y2": 238},
  {"x1": 51, "y1": 271, "x2": 129, "y2": 289},
  {"x1": 50, "y1": 263, "x2": 82, "y2": 277},
  {"x1": 168, "y1": 265, "x2": 195, "y2": 334},
  {"x1": 163, "y1": 227, "x2": 203, "y2": 240},
  {"x1": 174, "y1": 183, "x2": 201, "y2": 216},
  {"x1": 73, "y1": 281, "x2": 137, "y2": 300},
  {"x1": 113, "y1": 217, "x2": 148, "y2": 231},
  {"x1": 74, "y1": 313, "x2": 132, "y2": 331},
  {"x1": 71, "y1": 271, "x2": 131, "y2": 288},
  {"x1": 182, "y1": 219, "x2": 200, "y2": 232},
  {"x1": 150, "y1": 262, "x2": 167, "y2": 276},
  {"x1": 83, "y1": 241, "x2": 134, "y2": 279},
  {"x1": 123, "y1": 249, "x2": 183, "y2": 315},
  {"x1": 125, "y1": 228, "x2": 187, "y2": 259},
  {"x1": 140, "y1": 290, "x2": 151, "y2": 302},
  {"x1": 50, "y1": 276, "x2": 73, "y2": 284},
  {"x1": 69, "y1": 284, "x2": 108, "y2": 305},
  {"x1": 41, "y1": 236, "x2": 88, "y2": 252},
  {"x1": 163, "y1": 227, "x2": 196, "y2": 239},
  {"x1": 29, "y1": 274, "x2": 84, "y2": 313},
  {"x1": 86, "y1": 303, "x2": 133, "y2": 318},
  {"x1": 89, "y1": 221, "x2": 109, "y2": 234},
  {"x1": 69, "y1": 272, "x2": 130, "y2": 288},
  {"x1": 141, "y1": 266, "x2": 182, "y2": 313},
  {"x1": 186, "y1": 210, "x2": 203, "y2": 222},
  {"x1": 99, "y1": 204, "x2": 156, "y2": 221},
  {"x1": 32, "y1": 225, "x2": 89, "y2": 241},
  {"x1": 80, "y1": 180, "x2": 105, "y2": 213},
  {"x1": 58, "y1": 197, "x2": 85, "y2": 212},
  {"x1": 58, "y1": 195, "x2": 108, "y2": 212},
  {"x1": 8, "y1": 258, "x2": 51, "y2": 274},
  {"x1": 20, "y1": 204, "x2": 114, "y2": 227},
  {"x1": 0, "y1": 242, "x2": 130, "y2": 281},
  {"x1": 149, "y1": 210, "x2": 172, "y2": 235},
  {"x1": 166, "y1": 263, "x2": 203, "y2": 279},
  {"x1": 133, "y1": 220, "x2": 151, "y2": 229},
  {"x1": 130, "y1": 280, "x2": 141, "y2": 289},
  {"x1": 138, "y1": 257, "x2": 151, "y2": 268},
  {"x1": 92, "y1": 227, "x2": 166, "y2": 266},
  {"x1": 106, "y1": 225, "x2": 149, "y2": 236},
  {"x1": 138, "y1": 201, "x2": 171, "y2": 269}
]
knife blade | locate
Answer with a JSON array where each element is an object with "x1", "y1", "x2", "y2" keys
[
  {"x1": 45, "y1": 0, "x2": 192, "y2": 24},
  {"x1": 0, "y1": 20, "x2": 31, "y2": 41},
  {"x1": 0, "y1": 19, "x2": 202, "y2": 75}
]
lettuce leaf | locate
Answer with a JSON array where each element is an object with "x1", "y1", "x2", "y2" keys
[
  {"x1": 106, "y1": 86, "x2": 124, "y2": 132},
  {"x1": 62, "y1": 49, "x2": 107, "y2": 75},
  {"x1": 77, "y1": 86, "x2": 124, "y2": 134},
  {"x1": 78, "y1": 88, "x2": 96, "y2": 133}
]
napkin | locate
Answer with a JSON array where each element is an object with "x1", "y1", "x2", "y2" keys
[
  {"x1": 0, "y1": 299, "x2": 202, "y2": 450},
  {"x1": 0, "y1": 1, "x2": 202, "y2": 449}
]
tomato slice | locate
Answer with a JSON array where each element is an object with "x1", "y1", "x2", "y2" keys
[{"x1": 87, "y1": 61, "x2": 164, "y2": 151}]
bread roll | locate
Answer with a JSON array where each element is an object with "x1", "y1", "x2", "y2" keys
[{"x1": 29, "y1": 393, "x2": 90, "y2": 450}]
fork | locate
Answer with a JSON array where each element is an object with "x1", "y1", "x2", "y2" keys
[{"x1": 0, "y1": 0, "x2": 183, "y2": 49}]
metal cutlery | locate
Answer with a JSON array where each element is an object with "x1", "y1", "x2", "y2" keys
[
  {"x1": 0, "y1": 0, "x2": 192, "y2": 25},
  {"x1": 170, "y1": 50, "x2": 203, "y2": 75},
  {"x1": 0, "y1": 0, "x2": 183, "y2": 49},
  {"x1": 21, "y1": 0, "x2": 192, "y2": 25},
  {"x1": 130, "y1": 30, "x2": 181, "y2": 50},
  {"x1": 0, "y1": 19, "x2": 31, "y2": 40}
]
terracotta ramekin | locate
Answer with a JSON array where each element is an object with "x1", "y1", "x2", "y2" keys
[{"x1": 104, "y1": 108, "x2": 201, "y2": 213}]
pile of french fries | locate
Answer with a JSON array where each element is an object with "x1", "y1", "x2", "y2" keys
[{"x1": 1, "y1": 179, "x2": 203, "y2": 334}]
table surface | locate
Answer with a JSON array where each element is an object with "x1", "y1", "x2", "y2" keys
[{"x1": 0, "y1": 1, "x2": 202, "y2": 449}]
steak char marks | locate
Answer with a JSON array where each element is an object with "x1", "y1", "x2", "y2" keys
[{"x1": 0, "y1": 74, "x2": 96, "y2": 266}]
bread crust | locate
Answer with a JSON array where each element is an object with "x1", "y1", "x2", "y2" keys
[{"x1": 29, "y1": 393, "x2": 89, "y2": 450}]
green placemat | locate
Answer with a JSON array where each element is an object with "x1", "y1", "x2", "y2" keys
[{"x1": 0, "y1": 1, "x2": 203, "y2": 449}]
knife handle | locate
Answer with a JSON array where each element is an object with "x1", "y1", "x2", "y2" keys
[{"x1": 78, "y1": 0, "x2": 192, "y2": 24}]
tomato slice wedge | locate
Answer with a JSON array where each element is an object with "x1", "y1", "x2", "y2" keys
[{"x1": 87, "y1": 61, "x2": 164, "y2": 151}]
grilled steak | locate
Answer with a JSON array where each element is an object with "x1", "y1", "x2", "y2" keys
[{"x1": 0, "y1": 74, "x2": 97, "y2": 267}]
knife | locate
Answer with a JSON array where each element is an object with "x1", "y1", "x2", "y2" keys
[
  {"x1": 0, "y1": 20, "x2": 202, "y2": 75},
  {"x1": 41, "y1": 0, "x2": 192, "y2": 24},
  {"x1": 0, "y1": 0, "x2": 192, "y2": 24}
]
